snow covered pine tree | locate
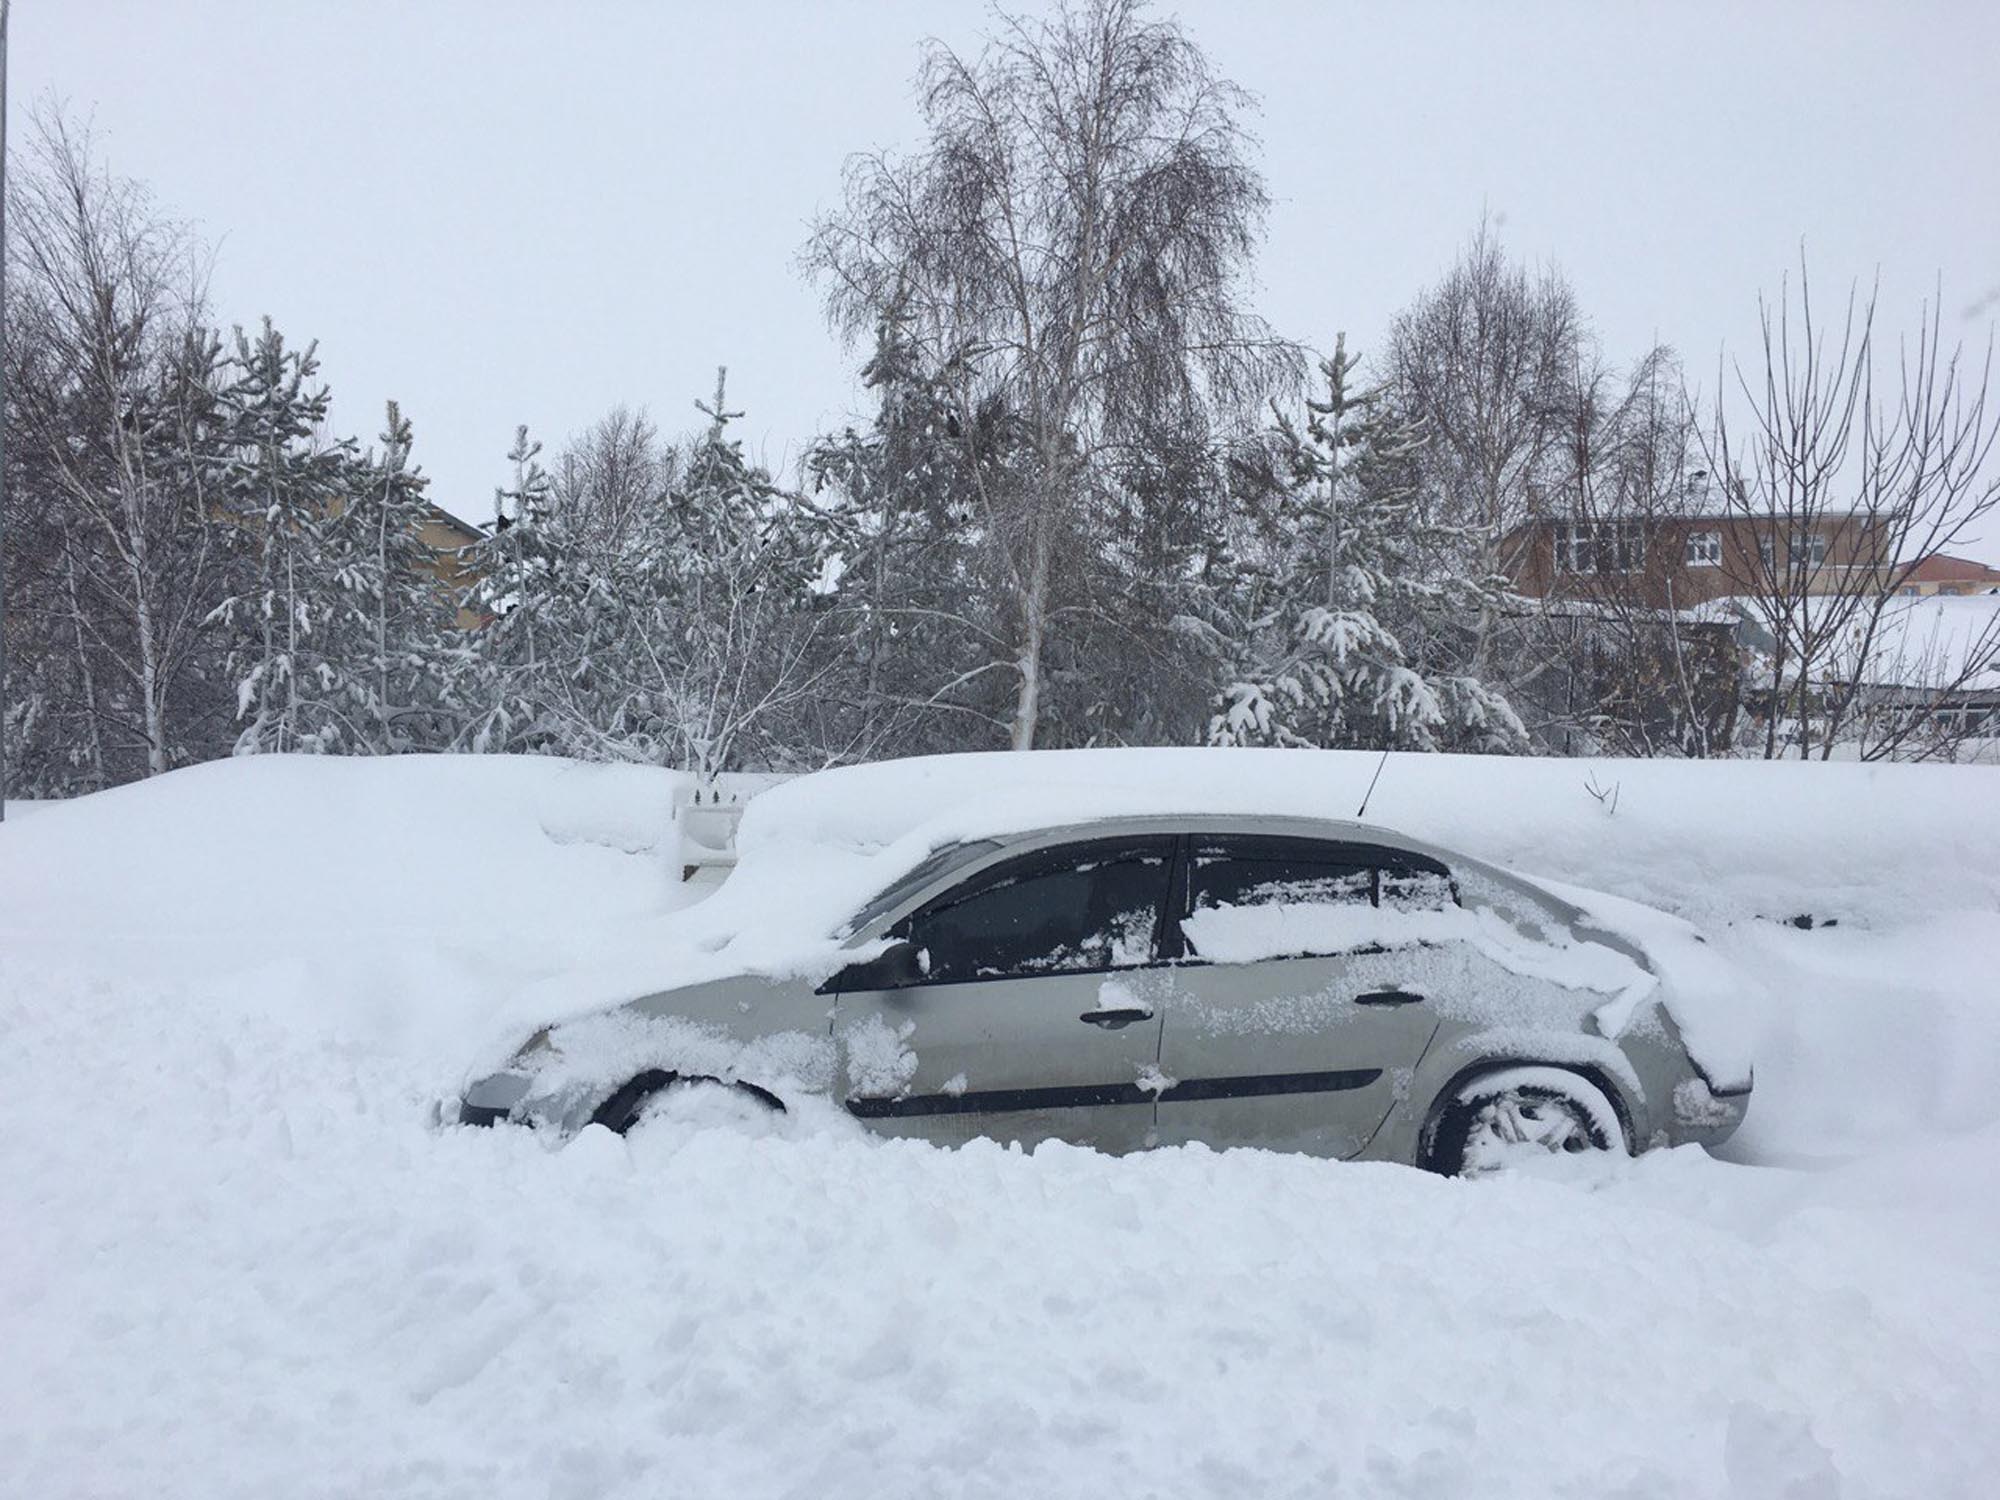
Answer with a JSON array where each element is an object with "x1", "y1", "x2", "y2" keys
[
  {"x1": 341, "y1": 402, "x2": 457, "y2": 751},
  {"x1": 1211, "y1": 337, "x2": 1526, "y2": 752},
  {"x1": 208, "y1": 320, "x2": 368, "y2": 754},
  {"x1": 454, "y1": 425, "x2": 564, "y2": 753}
]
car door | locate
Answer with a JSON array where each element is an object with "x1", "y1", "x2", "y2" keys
[
  {"x1": 832, "y1": 836, "x2": 1177, "y2": 1153},
  {"x1": 1152, "y1": 835, "x2": 1445, "y2": 1157}
]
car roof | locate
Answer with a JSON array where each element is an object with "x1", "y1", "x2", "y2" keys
[
  {"x1": 836, "y1": 808, "x2": 1590, "y2": 949},
  {"x1": 978, "y1": 811, "x2": 1450, "y2": 858}
]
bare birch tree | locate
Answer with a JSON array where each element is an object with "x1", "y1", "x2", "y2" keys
[
  {"x1": 1706, "y1": 260, "x2": 2000, "y2": 758},
  {"x1": 1386, "y1": 222, "x2": 1583, "y2": 678},
  {"x1": 805, "y1": 0, "x2": 1292, "y2": 750},
  {"x1": 1534, "y1": 347, "x2": 1740, "y2": 756},
  {"x1": 549, "y1": 405, "x2": 678, "y2": 560},
  {"x1": 6, "y1": 106, "x2": 230, "y2": 781}
]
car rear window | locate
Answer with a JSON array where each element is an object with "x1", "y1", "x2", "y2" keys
[{"x1": 1182, "y1": 836, "x2": 1455, "y2": 960}]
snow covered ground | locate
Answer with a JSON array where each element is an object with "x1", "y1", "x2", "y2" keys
[{"x1": 2, "y1": 750, "x2": 1996, "y2": 1498}]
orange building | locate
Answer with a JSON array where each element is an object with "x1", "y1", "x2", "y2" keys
[
  {"x1": 413, "y1": 506, "x2": 491, "y2": 627},
  {"x1": 1894, "y1": 553, "x2": 2000, "y2": 598},
  {"x1": 1501, "y1": 510, "x2": 1896, "y2": 609}
]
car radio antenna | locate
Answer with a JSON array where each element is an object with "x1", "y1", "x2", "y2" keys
[{"x1": 1354, "y1": 748, "x2": 1390, "y2": 820}]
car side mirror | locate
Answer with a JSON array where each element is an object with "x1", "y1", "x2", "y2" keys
[{"x1": 828, "y1": 939, "x2": 926, "y2": 993}]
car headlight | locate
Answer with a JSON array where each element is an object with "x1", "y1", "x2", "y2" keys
[{"x1": 460, "y1": 1069, "x2": 535, "y2": 1127}]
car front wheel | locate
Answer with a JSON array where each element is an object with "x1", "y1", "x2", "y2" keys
[
  {"x1": 589, "y1": 1070, "x2": 786, "y2": 1137},
  {"x1": 1426, "y1": 1066, "x2": 1627, "y2": 1177}
]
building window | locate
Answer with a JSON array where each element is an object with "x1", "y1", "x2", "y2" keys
[
  {"x1": 1554, "y1": 521, "x2": 1647, "y2": 575},
  {"x1": 1757, "y1": 534, "x2": 1776, "y2": 572},
  {"x1": 1610, "y1": 521, "x2": 1647, "y2": 572},
  {"x1": 1792, "y1": 530, "x2": 1828, "y2": 568},
  {"x1": 1686, "y1": 529, "x2": 1722, "y2": 567},
  {"x1": 1553, "y1": 523, "x2": 1596, "y2": 574}
]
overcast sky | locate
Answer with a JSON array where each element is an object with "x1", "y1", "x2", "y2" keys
[{"x1": 21, "y1": 1, "x2": 2000, "y2": 556}]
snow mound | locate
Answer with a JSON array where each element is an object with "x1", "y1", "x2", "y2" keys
[
  {"x1": 738, "y1": 746, "x2": 2000, "y2": 929},
  {"x1": 3, "y1": 749, "x2": 1999, "y2": 1498},
  {"x1": 0, "y1": 754, "x2": 698, "y2": 1059},
  {"x1": 0, "y1": 753, "x2": 687, "y2": 942},
  {"x1": 1, "y1": 965, "x2": 1996, "y2": 1500}
]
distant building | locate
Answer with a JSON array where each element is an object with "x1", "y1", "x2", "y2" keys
[
  {"x1": 1500, "y1": 507, "x2": 1895, "y2": 609},
  {"x1": 413, "y1": 506, "x2": 491, "y2": 627},
  {"x1": 1894, "y1": 553, "x2": 2000, "y2": 598},
  {"x1": 1799, "y1": 591, "x2": 2000, "y2": 753}
]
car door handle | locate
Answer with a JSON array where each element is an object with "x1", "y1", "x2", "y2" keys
[
  {"x1": 1079, "y1": 1007, "x2": 1154, "y2": 1029},
  {"x1": 1354, "y1": 989, "x2": 1424, "y2": 1007}
]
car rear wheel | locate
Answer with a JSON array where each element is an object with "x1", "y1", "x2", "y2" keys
[{"x1": 1427, "y1": 1066, "x2": 1626, "y2": 1177}]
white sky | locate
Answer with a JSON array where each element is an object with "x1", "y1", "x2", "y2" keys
[{"x1": 21, "y1": 0, "x2": 2000, "y2": 559}]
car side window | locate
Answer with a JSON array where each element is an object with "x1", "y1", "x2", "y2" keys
[
  {"x1": 1378, "y1": 859, "x2": 1456, "y2": 913},
  {"x1": 1180, "y1": 836, "x2": 1455, "y2": 961},
  {"x1": 1189, "y1": 842, "x2": 1375, "y2": 916},
  {"x1": 896, "y1": 838, "x2": 1173, "y2": 985}
]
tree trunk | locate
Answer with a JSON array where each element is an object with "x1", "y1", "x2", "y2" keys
[
  {"x1": 118, "y1": 483, "x2": 172, "y2": 777},
  {"x1": 376, "y1": 489, "x2": 391, "y2": 750},
  {"x1": 284, "y1": 538, "x2": 300, "y2": 751},
  {"x1": 61, "y1": 544, "x2": 109, "y2": 787},
  {"x1": 1009, "y1": 530, "x2": 1050, "y2": 751},
  {"x1": 131, "y1": 574, "x2": 169, "y2": 776}
]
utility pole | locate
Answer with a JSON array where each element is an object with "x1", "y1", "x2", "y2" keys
[{"x1": 0, "y1": 0, "x2": 11, "y2": 823}]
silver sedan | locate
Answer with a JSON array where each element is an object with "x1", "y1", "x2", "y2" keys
[{"x1": 456, "y1": 813, "x2": 1750, "y2": 1174}]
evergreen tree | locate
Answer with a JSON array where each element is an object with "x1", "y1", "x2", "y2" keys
[
  {"x1": 632, "y1": 372, "x2": 831, "y2": 776},
  {"x1": 455, "y1": 425, "x2": 564, "y2": 752},
  {"x1": 805, "y1": 308, "x2": 1000, "y2": 757},
  {"x1": 1212, "y1": 338, "x2": 1526, "y2": 752},
  {"x1": 452, "y1": 383, "x2": 833, "y2": 775},
  {"x1": 209, "y1": 320, "x2": 364, "y2": 753},
  {"x1": 338, "y1": 402, "x2": 454, "y2": 750}
]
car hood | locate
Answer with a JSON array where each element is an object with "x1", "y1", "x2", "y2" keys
[{"x1": 475, "y1": 969, "x2": 840, "y2": 1115}]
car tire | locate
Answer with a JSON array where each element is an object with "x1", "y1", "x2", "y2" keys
[
  {"x1": 589, "y1": 1069, "x2": 786, "y2": 1136},
  {"x1": 1425, "y1": 1066, "x2": 1627, "y2": 1177}
]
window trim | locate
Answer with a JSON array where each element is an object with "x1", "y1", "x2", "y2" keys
[
  {"x1": 841, "y1": 838, "x2": 1002, "y2": 940},
  {"x1": 1609, "y1": 520, "x2": 1648, "y2": 573}
]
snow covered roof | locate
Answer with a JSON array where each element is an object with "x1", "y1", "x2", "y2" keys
[
  {"x1": 1699, "y1": 592, "x2": 2000, "y2": 691},
  {"x1": 1826, "y1": 593, "x2": 2000, "y2": 690},
  {"x1": 1903, "y1": 553, "x2": 2000, "y2": 587},
  {"x1": 421, "y1": 504, "x2": 490, "y2": 548}
]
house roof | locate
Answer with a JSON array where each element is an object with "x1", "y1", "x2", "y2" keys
[
  {"x1": 1903, "y1": 553, "x2": 2000, "y2": 586},
  {"x1": 1845, "y1": 592, "x2": 2000, "y2": 689},
  {"x1": 421, "y1": 506, "x2": 490, "y2": 549},
  {"x1": 1719, "y1": 591, "x2": 2000, "y2": 690}
]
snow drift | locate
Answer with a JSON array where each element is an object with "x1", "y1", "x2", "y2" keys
[{"x1": 2, "y1": 749, "x2": 1997, "y2": 1499}]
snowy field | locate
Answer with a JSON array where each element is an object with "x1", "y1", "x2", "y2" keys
[{"x1": 2, "y1": 750, "x2": 1997, "y2": 1499}]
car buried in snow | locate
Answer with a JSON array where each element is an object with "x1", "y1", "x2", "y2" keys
[{"x1": 454, "y1": 812, "x2": 1751, "y2": 1174}]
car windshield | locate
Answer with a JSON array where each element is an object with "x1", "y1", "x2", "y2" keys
[{"x1": 842, "y1": 839, "x2": 1001, "y2": 937}]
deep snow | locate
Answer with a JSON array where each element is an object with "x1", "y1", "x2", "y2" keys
[{"x1": 2, "y1": 750, "x2": 1997, "y2": 1498}]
